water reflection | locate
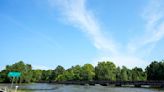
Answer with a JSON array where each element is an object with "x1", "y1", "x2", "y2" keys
[{"x1": 1, "y1": 83, "x2": 164, "y2": 92}]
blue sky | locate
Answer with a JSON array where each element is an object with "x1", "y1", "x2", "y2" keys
[{"x1": 0, "y1": 0, "x2": 164, "y2": 70}]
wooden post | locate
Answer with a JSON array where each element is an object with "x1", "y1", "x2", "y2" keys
[{"x1": 11, "y1": 77, "x2": 15, "y2": 88}]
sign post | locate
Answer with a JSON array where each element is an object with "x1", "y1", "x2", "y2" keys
[
  {"x1": 8, "y1": 72, "x2": 21, "y2": 78},
  {"x1": 8, "y1": 72, "x2": 21, "y2": 89}
]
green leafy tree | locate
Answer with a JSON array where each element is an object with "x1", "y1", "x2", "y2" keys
[
  {"x1": 1, "y1": 60, "x2": 164, "y2": 83},
  {"x1": 55, "y1": 69, "x2": 74, "y2": 81},
  {"x1": 5, "y1": 61, "x2": 33, "y2": 83},
  {"x1": 41, "y1": 70, "x2": 52, "y2": 81},
  {"x1": 95, "y1": 61, "x2": 116, "y2": 80},
  {"x1": 70, "y1": 65, "x2": 82, "y2": 80},
  {"x1": 120, "y1": 66, "x2": 128, "y2": 81},
  {"x1": 132, "y1": 67, "x2": 146, "y2": 81},
  {"x1": 146, "y1": 61, "x2": 164, "y2": 80},
  {"x1": 0, "y1": 70, "x2": 9, "y2": 82},
  {"x1": 31, "y1": 70, "x2": 42, "y2": 82},
  {"x1": 116, "y1": 67, "x2": 121, "y2": 81},
  {"x1": 81, "y1": 64, "x2": 95, "y2": 81},
  {"x1": 51, "y1": 65, "x2": 65, "y2": 80}
]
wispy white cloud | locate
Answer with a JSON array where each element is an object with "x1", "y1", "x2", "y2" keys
[
  {"x1": 48, "y1": 0, "x2": 164, "y2": 68},
  {"x1": 48, "y1": 0, "x2": 118, "y2": 55},
  {"x1": 33, "y1": 65, "x2": 51, "y2": 70},
  {"x1": 128, "y1": 0, "x2": 164, "y2": 55},
  {"x1": 92, "y1": 55, "x2": 148, "y2": 68}
]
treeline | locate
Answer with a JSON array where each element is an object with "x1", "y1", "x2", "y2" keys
[{"x1": 0, "y1": 60, "x2": 164, "y2": 83}]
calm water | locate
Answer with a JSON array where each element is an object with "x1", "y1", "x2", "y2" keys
[{"x1": 1, "y1": 83, "x2": 164, "y2": 92}]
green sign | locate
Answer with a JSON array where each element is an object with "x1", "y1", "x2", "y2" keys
[{"x1": 8, "y1": 72, "x2": 21, "y2": 77}]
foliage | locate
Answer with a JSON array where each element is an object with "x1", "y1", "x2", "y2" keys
[
  {"x1": 81, "y1": 64, "x2": 95, "y2": 81},
  {"x1": 0, "y1": 60, "x2": 164, "y2": 83},
  {"x1": 131, "y1": 67, "x2": 147, "y2": 81},
  {"x1": 120, "y1": 66, "x2": 128, "y2": 81},
  {"x1": 116, "y1": 67, "x2": 121, "y2": 81},
  {"x1": 31, "y1": 70, "x2": 42, "y2": 82},
  {"x1": 51, "y1": 65, "x2": 65, "y2": 80},
  {"x1": 55, "y1": 69, "x2": 74, "y2": 81},
  {"x1": 41, "y1": 70, "x2": 52, "y2": 81},
  {"x1": 146, "y1": 60, "x2": 164, "y2": 80},
  {"x1": 1, "y1": 61, "x2": 33, "y2": 83},
  {"x1": 95, "y1": 61, "x2": 116, "y2": 80},
  {"x1": 0, "y1": 70, "x2": 9, "y2": 82},
  {"x1": 71, "y1": 65, "x2": 82, "y2": 80}
]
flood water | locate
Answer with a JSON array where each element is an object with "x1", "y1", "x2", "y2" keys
[{"x1": 1, "y1": 83, "x2": 164, "y2": 92}]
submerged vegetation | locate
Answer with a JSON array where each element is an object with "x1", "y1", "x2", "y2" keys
[{"x1": 0, "y1": 60, "x2": 164, "y2": 83}]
